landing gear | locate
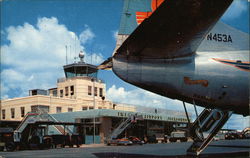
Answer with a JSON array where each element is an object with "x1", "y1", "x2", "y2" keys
[{"x1": 186, "y1": 108, "x2": 232, "y2": 155}]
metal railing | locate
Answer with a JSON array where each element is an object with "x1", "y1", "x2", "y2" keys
[{"x1": 57, "y1": 76, "x2": 104, "y2": 83}]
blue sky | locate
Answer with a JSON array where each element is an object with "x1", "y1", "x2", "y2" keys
[{"x1": 1, "y1": 0, "x2": 249, "y2": 130}]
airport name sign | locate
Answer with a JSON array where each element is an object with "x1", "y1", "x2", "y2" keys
[{"x1": 117, "y1": 112, "x2": 188, "y2": 122}]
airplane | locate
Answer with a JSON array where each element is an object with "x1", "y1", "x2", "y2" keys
[{"x1": 99, "y1": 0, "x2": 249, "y2": 155}]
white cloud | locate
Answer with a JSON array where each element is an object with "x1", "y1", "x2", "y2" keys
[
  {"x1": 79, "y1": 25, "x2": 95, "y2": 44},
  {"x1": 27, "y1": 75, "x2": 34, "y2": 81},
  {"x1": 0, "y1": 83, "x2": 9, "y2": 99},
  {"x1": 225, "y1": 115, "x2": 250, "y2": 130},
  {"x1": 112, "y1": 30, "x2": 118, "y2": 40},
  {"x1": 1, "y1": 30, "x2": 4, "y2": 35},
  {"x1": 107, "y1": 85, "x2": 194, "y2": 111},
  {"x1": 1, "y1": 17, "x2": 104, "y2": 98},
  {"x1": 1, "y1": 69, "x2": 26, "y2": 82},
  {"x1": 222, "y1": 0, "x2": 248, "y2": 20},
  {"x1": 85, "y1": 52, "x2": 104, "y2": 65}
]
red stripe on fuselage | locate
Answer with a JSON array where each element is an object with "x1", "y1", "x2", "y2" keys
[{"x1": 212, "y1": 58, "x2": 250, "y2": 72}]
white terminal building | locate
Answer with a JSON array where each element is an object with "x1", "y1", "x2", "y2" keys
[{"x1": 0, "y1": 54, "x2": 191, "y2": 144}]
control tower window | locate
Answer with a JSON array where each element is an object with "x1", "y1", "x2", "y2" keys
[
  {"x1": 20, "y1": 107, "x2": 25, "y2": 117},
  {"x1": 11, "y1": 108, "x2": 15, "y2": 118},
  {"x1": 65, "y1": 87, "x2": 69, "y2": 96},
  {"x1": 60, "y1": 90, "x2": 63, "y2": 97},
  {"x1": 99, "y1": 88, "x2": 103, "y2": 97},
  {"x1": 88, "y1": 86, "x2": 92, "y2": 95},
  {"x1": 94, "y1": 87, "x2": 98, "y2": 96},
  {"x1": 70, "y1": 86, "x2": 74, "y2": 95}
]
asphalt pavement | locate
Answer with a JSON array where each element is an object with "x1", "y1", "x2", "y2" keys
[{"x1": 0, "y1": 139, "x2": 249, "y2": 158}]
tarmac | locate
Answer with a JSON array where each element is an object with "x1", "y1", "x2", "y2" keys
[{"x1": 0, "y1": 139, "x2": 249, "y2": 158}]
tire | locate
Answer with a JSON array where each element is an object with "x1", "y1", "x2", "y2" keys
[
  {"x1": 6, "y1": 142, "x2": 16, "y2": 151},
  {"x1": 0, "y1": 146, "x2": 4, "y2": 151},
  {"x1": 182, "y1": 138, "x2": 187, "y2": 142},
  {"x1": 43, "y1": 138, "x2": 52, "y2": 149},
  {"x1": 169, "y1": 138, "x2": 176, "y2": 142}
]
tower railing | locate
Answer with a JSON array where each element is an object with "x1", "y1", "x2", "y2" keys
[{"x1": 57, "y1": 76, "x2": 104, "y2": 83}]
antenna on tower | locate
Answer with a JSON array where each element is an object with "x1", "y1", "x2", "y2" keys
[
  {"x1": 69, "y1": 45, "x2": 71, "y2": 63},
  {"x1": 65, "y1": 45, "x2": 68, "y2": 64},
  {"x1": 90, "y1": 46, "x2": 93, "y2": 64},
  {"x1": 74, "y1": 34, "x2": 77, "y2": 63},
  {"x1": 91, "y1": 52, "x2": 93, "y2": 64},
  {"x1": 95, "y1": 54, "x2": 97, "y2": 65}
]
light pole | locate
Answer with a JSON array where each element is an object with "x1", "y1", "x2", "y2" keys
[{"x1": 92, "y1": 78, "x2": 96, "y2": 144}]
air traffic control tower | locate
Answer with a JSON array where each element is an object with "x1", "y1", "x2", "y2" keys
[
  {"x1": 55, "y1": 52, "x2": 106, "y2": 107},
  {"x1": 63, "y1": 52, "x2": 98, "y2": 79}
]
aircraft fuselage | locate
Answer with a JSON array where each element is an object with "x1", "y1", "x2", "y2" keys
[{"x1": 113, "y1": 50, "x2": 249, "y2": 116}]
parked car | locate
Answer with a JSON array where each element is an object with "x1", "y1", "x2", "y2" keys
[
  {"x1": 167, "y1": 131, "x2": 188, "y2": 142},
  {"x1": 224, "y1": 130, "x2": 244, "y2": 140},
  {"x1": 213, "y1": 135, "x2": 220, "y2": 141},
  {"x1": 0, "y1": 128, "x2": 14, "y2": 151},
  {"x1": 213, "y1": 132, "x2": 225, "y2": 141},
  {"x1": 128, "y1": 136, "x2": 144, "y2": 145},
  {"x1": 106, "y1": 138, "x2": 133, "y2": 146},
  {"x1": 225, "y1": 133, "x2": 235, "y2": 140},
  {"x1": 242, "y1": 128, "x2": 250, "y2": 139}
]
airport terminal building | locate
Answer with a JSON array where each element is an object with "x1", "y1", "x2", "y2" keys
[
  {"x1": 51, "y1": 108, "x2": 189, "y2": 144},
  {"x1": 0, "y1": 55, "x2": 190, "y2": 144}
]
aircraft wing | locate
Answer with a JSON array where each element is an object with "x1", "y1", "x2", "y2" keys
[{"x1": 114, "y1": 0, "x2": 233, "y2": 59}]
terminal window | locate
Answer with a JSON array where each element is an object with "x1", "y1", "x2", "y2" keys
[
  {"x1": 11, "y1": 108, "x2": 15, "y2": 118},
  {"x1": 20, "y1": 107, "x2": 25, "y2": 117},
  {"x1": 99, "y1": 88, "x2": 103, "y2": 97},
  {"x1": 70, "y1": 86, "x2": 74, "y2": 95},
  {"x1": 60, "y1": 90, "x2": 63, "y2": 97},
  {"x1": 65, "y1": 87, "x2": 69, "y2": 96},
  {"x1": 94, "y1": 87, "x2": 97, "y2": 96},
  {"x1": 82, "y1": 107, "x2": 88, "y2": 111},
  {"x1": 2, "y1": 109, "x2": 5, "y2": 119},
  {"x1": 56, "y1": 107, "x2": 62, "y2": 113},
  {"x1": 68, "y1": 108, "x2": 73, "y2": 112},
  {"x1": 84, "y1": 119, "x2": 92, "y2": 123},
  {"x1": 31, "y1": 105, "x2": 50, "y2": 113},
  {"x1": 88, "y1": 86, "x2": 92, "y2": 95},
  {"x1": 85, "y1": 126, "x2": 100, "y2": 135}
]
